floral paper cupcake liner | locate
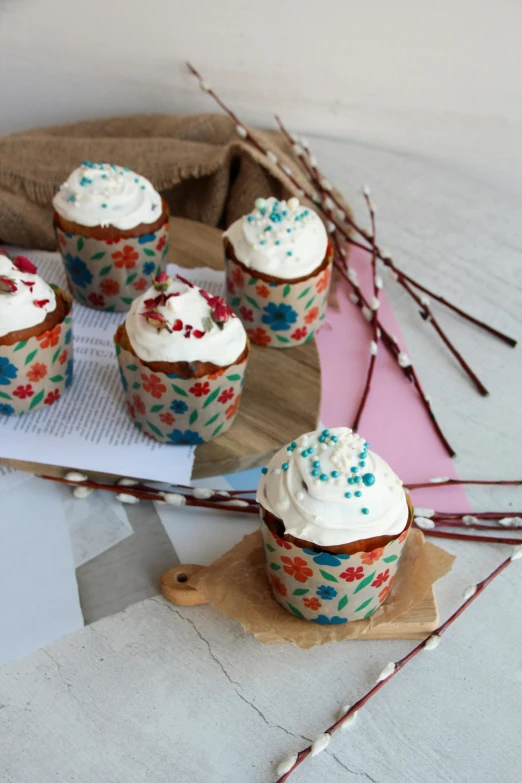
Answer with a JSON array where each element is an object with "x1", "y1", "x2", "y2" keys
[
  {"x1": 55, "y1": 222, "x2": 169, "y2": 311},
  {"x1": 0, "y1": 295, "x2": 73, "y2": 416},
  {"x1": 261, "y1": 515, "x2": 412, "y2": 624},
  {"x1": 115, "y1": 341, "x2": 248, "y2": 445},
  {"x1": 224, "y1": 253, "x2": 332, "y2": 348}
]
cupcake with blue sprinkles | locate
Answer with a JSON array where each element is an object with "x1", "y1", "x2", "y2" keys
[
  {"x1": 257, "y1": 426, "x2": 413, "y2": 623},
  {"x1": 53, "y1": 162, "x2": 169, "y2": 311},
  {"x1": 223, "y1": 196, "x2": 332, "y2": 348}
]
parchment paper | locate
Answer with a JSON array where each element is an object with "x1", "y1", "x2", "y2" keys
[{"x1": 190, "y1": 529, "x2": 454, "y2": 648}]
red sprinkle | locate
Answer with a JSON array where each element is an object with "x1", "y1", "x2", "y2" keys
[
  {"x1": 33, "y1": 299, "x2": 50, "y2": 308},
  {"x1": 13, "y1": 255, "x2": 37, "y2": 274},
  {"x1": 193, "y1": 329, "x2": 205, "y2": 339},
  {"x1": 172, "y1": 319, "x2": 183, "y2": 331}
]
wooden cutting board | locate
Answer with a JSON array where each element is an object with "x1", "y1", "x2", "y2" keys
[{"x1": 0, "y1": 217, "x2": 322, "y2": 481}]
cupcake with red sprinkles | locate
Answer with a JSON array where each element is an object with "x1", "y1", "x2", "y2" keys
[
  {"x1": 114, "y1": 272, "x2": 249, "y2": 444},
  {"x1": 0, "y1": 253, "x2": 73, "y2": 416}
]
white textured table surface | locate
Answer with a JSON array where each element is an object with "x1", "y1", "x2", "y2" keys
[{"x1": 1, "y1": 137, "x2": 522, "y2": 783}]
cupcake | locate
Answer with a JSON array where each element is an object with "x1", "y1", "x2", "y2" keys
[
  {"x1": 223, "y1": 196, "x2": 332, "y2": 347},
  {"x1": 257, "y1": 427, "x2": 412, "y2": 624},
  {"x1": 114, "y1": 272, "x2": 249, "y2": 444},
  {"x1": 53, "y1": 162, "x2": 169, "y2": 311},
  {"x1": 0, "y1": 253, "x2": 73, "y2": 416}
]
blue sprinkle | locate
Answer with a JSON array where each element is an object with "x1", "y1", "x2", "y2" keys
[
  {"x1": 111, "y1": 164, "x2": 118, "y2": 170},
  {"x1": 260, "y1": 240, "x2": 266, "y2": 245},
  {"x1": 68, "y1": 195, "x2": 76, "y2": 202},
  {"x1": 135, "y1": 178, "x2": 139, "y2": 183},
  {"x1": 355, "y1": 490, "x2": 362, "y2": 497},
  {"x1": 264, "y1": 226, "x2": 272, "y2": 232},
  {"x1": 318, "y1": 435, "x2": 325, "y2": 443},
  {"x1": 359, "y1": 451, "x2": 367, "y2": 459},
  {"x1": 141, "y1": 185, "x2": 145, "y2": 190},
  {"x1": 247, "y1": 215, "x2": 254, "y2": 222},
  {"x1": 322, "y1": 429, "x2": 330, "y2": 436},
  {"x1": 313, "y1": 461, "x2": 320, "y2": 468},
  {"x1": 282, "y1": 210, "x2": 288, "y2": 216},
  {"x1": 331, "y1": 435, "x2": 338, "y2": 442},
  {"x1": 287, "y1": 228, "x2": 292, "y2": 233},
  {"x1": 331, "y1": 470, "x2": 339, "y2": 478},
  {"x1": 79, "y1": 176, "x2": 92, "y2": 187},
  {"x1": 320, "y1": 474, "x2": 328, "y2": 481},
  {"x1": 301, "y1": 450, "x2": 307, "y2": 456},
  {"x1": 124, "y1": 167, "x2": 130, "y2": 172},
  {"x1": 275, "y1": 240, "x2": 281, "y2": 245},
  {"x1": 101, "y1": 203, "x2": 107, "y2": 208},
  {"x1": 260, "y1": 209, "x2": 266, "y2": 215},
  {"x1": 350, "y1": 467, "x2": 358, "y2": 473},
  {"x1": 362, "y1": 507, "x2": 369, "y2": 515},
  {"x1": 354, "y1": 476, "x2": 361, "y2": 483},
  {"x1": 359, "y1": 461, "x2": 366, "y2": 468},
  {"x1": 345, "y1": 492, "x2": 352, "y2": 499},
  {"x1": 362, "y1": 472, "x2": 376, "y2": 487},
  {"x1": 311, "y1": 469, "x2": 319, "y2": 477},
  {"x1": 81, "y1": 160, "x2": 91, "y2": 166},
  {"x1": 282, "y1": 463, "x2": 289, "y2": 471},
  {"x1": 287, "y1": 251, "x2": 293, "y2": 256},
  {"x1": 364, "y1": 441, "x2": 370, "y2": 448},
  {"x1": 101, "y1": 174, "x2": 108, "y2": 179},
  {"x1": 261, "y1": 467, "x2": 268, "y2": 474},
  {"x1": 291, "y1": 441, "x2": 297, "y2": 448},
  {"x1": 348, "y1": 478, "x2": 355, "y2": 485}
]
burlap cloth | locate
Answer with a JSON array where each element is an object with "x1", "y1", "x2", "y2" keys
[{"x1": 0, "y1": 113, "x2": 340, "y2": 250}]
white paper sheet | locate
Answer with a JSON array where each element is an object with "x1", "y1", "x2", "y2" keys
[
  {"x1": 155, "y1": 476, "x2": 259, "y2": 566},
  {"x1": 0, "y1": 250, "x2": 213, "y2": 484},
  {"x1": 59, "y1": 484, "x2": 134, "y2": 567},
  {"x1": 0, "y1": 477, "x2": 84, "y2": 666}
]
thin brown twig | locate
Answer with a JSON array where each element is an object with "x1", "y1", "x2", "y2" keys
[
  {"x1": 353, "y1": 190, "x2": 380, "y2": 431},
  {"x1": 407, "y1": 478, "x2": 521, "y2": 489},
  {"x1": 275, "y1": 551, "x2": 518, "y2": 781},
  {"x1": 399, "y1": 277, "x2": 489, "y2": 396},
  {"x1": 40, "y1": 474, "x2": 259, "y2": 513},
  {"x1": 417, "y1": 528, "x2": 522, "y2": 546}
]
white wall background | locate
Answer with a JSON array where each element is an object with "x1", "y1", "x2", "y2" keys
[{"x1": 1, "y1": 0, "x2": 521, "y2": 191}]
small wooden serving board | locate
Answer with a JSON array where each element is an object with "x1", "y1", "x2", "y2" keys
[
  {"x1": 0, "y1": 218, "x2": 322, "y2": 481},
  {"x1": 160, "y1": 563, "x2": 439, "y2": 640}
]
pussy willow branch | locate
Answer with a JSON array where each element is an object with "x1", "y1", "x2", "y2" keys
[
  {"x1": 418, "y1": 528, "x2": 522, "y2": 546},
  {"x1": 189, "y1": 62, "x2": 517, "y2": 351},
  {"x1": 408, "y1": 478, "x2": 521, "y2": 489},
  {"x1": 399, "y1": 277, "x2": 489, "y2": 396},
  {"x1": 429, "y1": 519, "x2": 522, "y2": 532},
  {"x1": 352, "y1": 191, "x2": 380, "y2": 431},
  {"x1": 275, "y1": 112, "x2": 454, "y2": 454},
  {"x1": 275, "y1": 550, "x2": 519, "y2": 782}
]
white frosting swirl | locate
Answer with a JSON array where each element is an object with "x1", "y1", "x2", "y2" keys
[
  {"x1": 224, "y1": 197, "x2": 328, "y2": 280},
  {"x1": 0, "y1": 254, "x2": 57, "y2": 338},
  {"x1": 53, "y1": 162, "x2": 163, "y2": 230},
  {"x1": 125, "y1": 276, "x2": 247, "y2": 366},
  {"x1": 257, "y1": 426, "x2": 409, "y2": 547}
]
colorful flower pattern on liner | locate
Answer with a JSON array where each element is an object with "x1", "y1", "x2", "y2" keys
[
  {"x1": 0, "y1": 311, "x2": 73, "y2": 416},
  {"x1": 224, "y1": 252, "x2": 332, "y2": 348},
  {"x1": 261, "y1": 519, "x2": 410, "y2": 623},
  {"x1": 115, "y1": 343, "x2": 247, "y2": 444},
  {"x1": 55, "y1": 221, "x2": 169, "y2": 312}
]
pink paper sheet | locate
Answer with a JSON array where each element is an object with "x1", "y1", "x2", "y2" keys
[{"x1": 316, "y1": 247, "x2": 470, "y2": 514}]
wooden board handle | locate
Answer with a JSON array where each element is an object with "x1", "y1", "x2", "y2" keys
[{"x1": 160, "y1": 564, "x2": 208, "y2": 606}]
